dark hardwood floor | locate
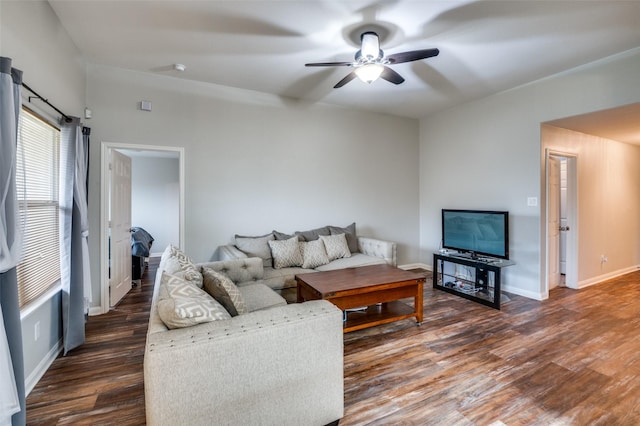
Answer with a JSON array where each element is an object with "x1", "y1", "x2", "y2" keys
[{"x1": 27, "y1": 262, "x2": 640, "y2": 425}]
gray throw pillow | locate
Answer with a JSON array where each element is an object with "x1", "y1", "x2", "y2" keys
[
  {"x1": 295, "y1": 226, "x2": 330, "y2": 242},
  {"x1": 235, "y1": 233, "x2": 275, "y2": 267},
  {"x1": 273, "y1": 230, "x2": 302, "y2": 241}
]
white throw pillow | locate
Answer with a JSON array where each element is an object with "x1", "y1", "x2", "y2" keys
[
  {"x1": 268, "y1": 236, "x2": 303, "y2": 269},
  {"x1": 301, "y1": 239, "x2": 330, "y2": 269},
  {"x1": 168, "y1": 244, "x2": 203, "y2": 288},
  {"x1": 157, "y1": 271, "x2": 231, "y2": 329},
  {"x1": 320, "y1": 233, "x2": 351, "y2": 261}
]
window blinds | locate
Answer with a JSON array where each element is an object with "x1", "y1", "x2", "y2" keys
[{"x1": 15, "y1": 109, "x2": 61, "y2": 308}]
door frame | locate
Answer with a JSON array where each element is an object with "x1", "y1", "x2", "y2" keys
[
  {"x1": 99, "y1": 142, "x2": 185, "y2": 314},
  {"x1": 543, "y1": 149, "x2": 578, "y2": 297}
]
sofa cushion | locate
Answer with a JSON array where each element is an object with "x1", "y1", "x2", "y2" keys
[
  {"x1": 328, "y1": 222, "x2": 358, "y2": 253},
  {"x1": 320, "y1": 233, "x2": 351, "y2": 261},
  {"x1": 268, "y1": 236, "x2": 303, "y2": 269},
  {"x1": 315, "y1": 253, "x2": 388, "y2": 271},
  {"x1": 301, "y1": 239, "x2": 330, "y2": 269},
  {"x1": 157, "y1": 271, "x2": 231, "y2": 329},
  {"x1": 237, "y1": 283, "x2": 287, "y2": 312},
  {"x1": 169, "y1": 245, "x2": 204, "y2": 288},
  {"x1": 201, "y1": 267, "x2": 248, "y2": 317},
  {"x1": 235, "y1": 233, "x2": 275, "y2": 267},
  {"x1": 198, "y1": 258, "x2": 263, "y2": 284},
  {"x1": 295, "y1": 226, "x2": 330, "y2": 242},
  {"x1": 261, "y1": 266, "x2": 315, "y2": 291}
]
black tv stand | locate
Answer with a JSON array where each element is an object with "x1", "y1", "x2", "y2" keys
[{"x1": 433, "y1": 252, "x2": 515, "y2": 310}]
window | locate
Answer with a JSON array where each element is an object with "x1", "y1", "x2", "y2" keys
[{"x1": 15, "y1": 108, "x2": 61, "y2": 308}]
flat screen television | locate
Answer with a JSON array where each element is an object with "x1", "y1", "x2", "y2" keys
[{"x1": 441, "y1": 209, "x2": 509, "y2": 260}]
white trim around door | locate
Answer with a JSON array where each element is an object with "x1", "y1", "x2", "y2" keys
[{"x1": 99, "y1": 142, "x2": 185, "y2": 315}]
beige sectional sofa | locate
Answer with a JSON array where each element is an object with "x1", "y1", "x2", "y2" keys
[
  {"x1": 215, "y1": 223, "x2": 397, "y2": 302},
  {"x1": 144, "y1": 245, "x2": 344, "y2": 425}
]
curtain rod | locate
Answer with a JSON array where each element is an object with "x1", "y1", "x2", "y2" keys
[{"x1": 21, "y1": 82, "x2": 72, "y2": 123}]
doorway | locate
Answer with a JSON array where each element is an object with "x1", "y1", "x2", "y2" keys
[
  {"x1": 100, "y1": 142, "x2": 185, "y2": 314},
  {"x1": 545, "y1": 150, "x2": 578, "y2": 295}
]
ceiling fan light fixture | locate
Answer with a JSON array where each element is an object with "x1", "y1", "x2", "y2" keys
[{"x1": 355, "y1": 63, "x2": 384, "y2": 84}]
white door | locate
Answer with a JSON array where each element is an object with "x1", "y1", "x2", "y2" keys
[
  {"x1": 548, "y1": 156, "x2": 561, "y2": 290},
  {"x1": 110, "y1": 150, "x2": 132, "y2": 306},
  {"x1": 559, "y1": 159, "x2": 568, "y2": 274}
]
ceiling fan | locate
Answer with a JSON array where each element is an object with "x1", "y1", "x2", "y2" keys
[{"x1": 305, "y1": 31, "x2": 439, "y2": 88}]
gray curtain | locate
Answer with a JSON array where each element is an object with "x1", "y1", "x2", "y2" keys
[
  {"x1": 0, "y1": 57, "x2": 26, "y2": 425},
  {"x1": 59, "y1": 119, "x2": 91, "y2": 355}
]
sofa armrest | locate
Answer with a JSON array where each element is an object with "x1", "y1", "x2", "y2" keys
[
  {"x1": 144, "y1": 300, "x2": 344, "y2": 425},
  {"x1": 214, "y1": 244, "x2": 248, "y2": 261},
  {"x1": 358, "y1": 236, "x2": 397, "y2": 266},
  {"x1": 198, "y1": 257, "x2": 264, "y2": 283}
]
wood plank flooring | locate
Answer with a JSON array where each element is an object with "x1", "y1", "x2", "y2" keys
[{"x1": 26, "y1": 262, "x2": 640, "y2": 425}]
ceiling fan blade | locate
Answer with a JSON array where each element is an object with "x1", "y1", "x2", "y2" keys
[
  {"x1": 305, "y1": 61, "x2": 353, "y2": 67},
  {"x1": 386, "y1": 48, "x2": 440, "y2": 64},
  {"x1": 334, "y1": 72, "x2": 357, "y2": 88},
  {"x1": 380, "y1": 67, "x2": 405, "y2": 85}
]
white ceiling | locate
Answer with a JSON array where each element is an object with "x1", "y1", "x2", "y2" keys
[{"x1": 49, "y1": 0, "x2": 640, "y2": 141}]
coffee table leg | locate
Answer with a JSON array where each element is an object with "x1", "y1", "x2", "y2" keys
[{"x1": 415, "y1": 281, "x2": 424, "y2": 325}]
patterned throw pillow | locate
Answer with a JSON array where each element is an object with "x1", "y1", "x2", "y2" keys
[
  {"x1": 201, "y1": 267, "x2": 248, "y2": 316},
  {"x1": 157, "y1": 271, "x2": 231, "y2": 329},
  {"x1": 268, "y1": 236, "x2": 303, "y2": 269},
  {"x1": 320, "y1": 233, "x2": 351, "y2": 261},
  {"x1": 169, "y1": 245, "x2": 203, "y2": 288},
  {"x1": 301, "y1": 239, "x2": 330, "y2": 269},
  {"x1": 329, "y1": 222, "x2": 358, "y2": 253}
]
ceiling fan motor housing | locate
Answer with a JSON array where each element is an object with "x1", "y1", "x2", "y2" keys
[{"x1": 358, "y1": 31, "x2": 383, "y2": 62}]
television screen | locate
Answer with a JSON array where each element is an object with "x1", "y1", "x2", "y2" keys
[{"x1": 442, "y1": 209, "x2": 509, "y2": 259}]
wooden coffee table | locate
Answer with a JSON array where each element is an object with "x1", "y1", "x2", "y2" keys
[{"x1": 295, "y1": 264, "x2": 425, "y2": 333}]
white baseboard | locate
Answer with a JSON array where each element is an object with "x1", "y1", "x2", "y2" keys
[
  {"x1": 26, "y1": 338, "x2": 62, "y2": 396},
  {"x1": 577, "y1": 265, "x2": 640, "y2": 289},
  {"x1": 89, "y1": 306, "x2": 105, "y2": 316},
  {"x1": 501, "y1": 284, "x2": 545, "y2": 301},
  {"x1": 399, "y1": 263, "x2": 432, "y2": 271}
]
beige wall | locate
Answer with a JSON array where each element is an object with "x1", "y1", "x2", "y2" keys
[
  {"x1": 420, "y1": 48, "x2": 640, "y2": 299},
  {"x1": 86, "y1": 64, "x2": 422, "y2": 308},
  {"x1": 542, "y1": 125, "x2": 640, "y2": 285},
  {"x1": 0, "y1": 0, "x2": 85, "y2": 116}
]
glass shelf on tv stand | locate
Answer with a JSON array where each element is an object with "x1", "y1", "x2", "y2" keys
[{"x1": 433, "y1": 252, "x2": 515, "y2": 310}]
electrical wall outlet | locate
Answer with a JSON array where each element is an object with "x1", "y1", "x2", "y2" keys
[
  {"x1": 601, "y1": 255, "x2": 608, "y2": 263},
  {"x1": 34, "y1": 321, "x2": 40, "y2": 341}
]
